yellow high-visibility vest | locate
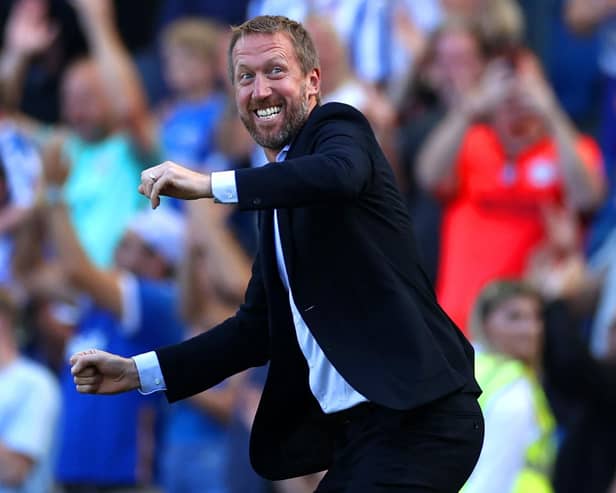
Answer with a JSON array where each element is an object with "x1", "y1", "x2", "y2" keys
[{"x1": 465, "y1": 352, "x2": 556, "y2": 493}]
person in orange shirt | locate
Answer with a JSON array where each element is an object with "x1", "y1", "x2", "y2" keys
[{"x1": 416, "y1": 53, "x2": 605, "y2": 336}]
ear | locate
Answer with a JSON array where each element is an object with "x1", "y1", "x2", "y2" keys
[{"x1": 306, "y1": 67, "x2": 321, "y2": 99}]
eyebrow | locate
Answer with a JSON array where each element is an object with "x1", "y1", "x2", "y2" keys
[{"x1": 236, "y1": 55, "x2": 288, "y2": 72}]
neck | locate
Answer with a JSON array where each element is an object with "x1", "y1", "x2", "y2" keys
[{"x1": 264, "y1": 147, "x2": 280, "y2": 162}]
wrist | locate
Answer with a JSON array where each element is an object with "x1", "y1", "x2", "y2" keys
[
  {"x1": 202, "y1": 173, "x2": 213, "y2": 198},
  {"x1": 127, "y1": 357, "x2": 141, "y2": 392}
]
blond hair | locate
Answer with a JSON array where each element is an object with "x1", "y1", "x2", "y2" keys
[{"x1": 162, "y1": 18, "x2": 221, "y2": 62}]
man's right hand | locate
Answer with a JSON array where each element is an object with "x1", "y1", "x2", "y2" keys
[
  {"x1": 70, "y1": 349, "x2": 141, "y2": 395},
  {"x1": 139, "y1": 161, "x2": 213, "y2": 209}
]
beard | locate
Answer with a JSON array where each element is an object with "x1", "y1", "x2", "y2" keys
[{"x1": 240, "y1": 83, "x2": 311, "y2": 151}]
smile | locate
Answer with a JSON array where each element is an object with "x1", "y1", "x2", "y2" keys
[{"x1": 255, "y1": 105, "x2": 282, "y2": 120}]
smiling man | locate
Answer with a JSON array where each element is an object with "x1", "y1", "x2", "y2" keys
[{"x1": 70, "y1": 16, "x2": 484, "y2": 492}]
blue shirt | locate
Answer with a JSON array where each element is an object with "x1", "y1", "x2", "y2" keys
[
  {"x1": 160, "y1": 94, "x2": 226, "y2": 170},
  {"x1": 56, "y1": 276, "x2": 183, "y2": 485}
]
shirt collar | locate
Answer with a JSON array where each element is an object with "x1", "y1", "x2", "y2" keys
[{"x1": 276, "y1": 144, "x2": 291, "y2": 163}]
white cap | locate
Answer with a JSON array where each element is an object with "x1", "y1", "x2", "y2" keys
[{"x1": 126, "y1": 206, "x2": 186, "y2": 268}]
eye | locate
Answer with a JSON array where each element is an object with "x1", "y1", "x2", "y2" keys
[
  {"x1": 238, "y1": 72, "x2": 253, "y2": 84},
  {"x1": 270, "y1": 66, "x2": 284, "y2": 76}
]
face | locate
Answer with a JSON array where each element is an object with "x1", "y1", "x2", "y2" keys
[
  {"x1": 431, "y1": 30, "x2": 484, "y2": 104},
  {"x1": 61, "y1": 61, "x2": 112, "y2": 141},
  {"x1": 492, "y1": 90, "x2": 545, "y2": 154},
  {"x1": 162, "y1": 44, "x2": 215, "y2": 96},
  {"x1": 483, "y1": 295, "x2": 543, "y2": 365},
  {"x1": 232, "y1": 32, "x2": 320, "y2": 155},
  {"x1": 305, "y1": 19, "x2": 345, "y2": 95},
  {"x1": 113, "y1": 231, "x2": 168, "y2": 279}
]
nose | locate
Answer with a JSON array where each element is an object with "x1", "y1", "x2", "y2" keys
[{"x1": 253, "y1": 73, "x2": 272, "y2": 100}]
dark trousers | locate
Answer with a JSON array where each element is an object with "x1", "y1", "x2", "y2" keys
[{"x1": 315, "y1": 391, "x2": 484, "y2": 492}]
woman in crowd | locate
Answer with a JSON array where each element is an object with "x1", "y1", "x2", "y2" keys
[{"x1": 463, "y1": 280, "x2": 556, "y2": 493}]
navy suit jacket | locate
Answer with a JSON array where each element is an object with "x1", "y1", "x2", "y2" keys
[{"x1": 156, "y1": 102, "x2": 480, "y2": 480}]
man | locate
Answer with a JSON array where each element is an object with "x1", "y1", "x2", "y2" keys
[
  {"x1": 0, "y1": 288, "x2": 60, "y2": 493},
  {"x1": 71, "y1": 16, "x2": 483, "y2": 492}
]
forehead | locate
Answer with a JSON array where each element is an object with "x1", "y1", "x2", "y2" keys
[{"x1": 232, "y1": 32, "x2": 297, "y2": 67}]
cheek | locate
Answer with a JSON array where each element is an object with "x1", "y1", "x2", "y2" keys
[{"x1": 236, "y1": 88, "x2": 252, "y2": 110}]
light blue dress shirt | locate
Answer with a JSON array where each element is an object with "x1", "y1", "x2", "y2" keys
[{"x1": 134, "y1": 147, "x2": 367, "y2": 413}]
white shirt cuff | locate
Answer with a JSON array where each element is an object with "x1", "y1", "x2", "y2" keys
[
  {"x1": 211, "y1": 170, "x2": 238, "y2": 203},
  {"x1": 132, "y1": 351, "x2": 166, "y2": 395}
]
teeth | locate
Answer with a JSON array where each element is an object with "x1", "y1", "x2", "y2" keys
[{"x1": 256, "y1": 106, "x2": 282, "y2": 118}]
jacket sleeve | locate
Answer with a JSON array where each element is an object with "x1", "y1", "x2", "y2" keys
[
  {"x1": 235, "y1": 119, "x2": 374, "y2": 210},
  {"x1": 156, "y1": 252, "x2": 270, "y2": 402}
]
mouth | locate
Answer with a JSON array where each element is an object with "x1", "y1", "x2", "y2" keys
[{"x1": 253, "y1": 105, "x2": 283, "y2": 121}]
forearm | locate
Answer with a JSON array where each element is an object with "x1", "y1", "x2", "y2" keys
[
  {"x1": 188, "y1": 201, "x2": 251, "y2": 303},
  {"x1": 415, "y1": 108, "x2": 470, "y2": 192},
  {"x1": 78, "y1": 9, "x2": 151, "y2": 142},
  {"x1": 0, "y1": 443, "x2": 32, "y2": 487},
  {"x1": 47, "y1": 202, "x2": 95, "y2": 285},
  {"x1": 548, "y1": 108, "x2": 604, "y2": 211},
  {"x1": 47, "y1": 200, "x2": 123, "y2": 314}
]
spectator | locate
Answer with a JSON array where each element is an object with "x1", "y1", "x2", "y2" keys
[
  {"x1": 0, "y1": 288, "x2": 60, "y2": 493},
  {"x1": 158, "y1": 18, "x2": 227, "y2": 171},
  {"x1": 416, "y1": 54, "x2": 604, "y2": 335},
  {"x1": 464, "y1": 280, "x2": 556, "y2": 493},
  {"x1": 441, "y1": 0, "x2": 524, "y2": 54},
  {"x1": 1, "y1": 0, "x2": 156, "y2": 268},
  {"x1": 397, "y1": 18, "x2": 488, "y2": 282},
  {"x1": 24, "y1": 141, "x2": 183, "y2": 491},
  {"x1": 524, "y1": 241, "x2": 616, "y2": 493}
]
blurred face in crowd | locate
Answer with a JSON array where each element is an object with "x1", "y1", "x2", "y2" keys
[
  {"x1": 61, "y1": 60, "x2": 112, "y2": 142},
  {"x1": 114, "y1": 231, "x2": 168, "y2": 280},
  {"x1": 232, "y1": 32, "x2": 320, "y2": 156},
  {"x1": 492, "y1": 86, "x2": 545, "y2": 156},
  {"x1": 305, "y1": 18, "x2": 346, "y2": 96},
  {"x1": 162, "y1": 44, "x2": 216, "y2": 98},
  {"x1": 483, "y1": 294, "x2": 543, "y2": 365},
  {"x1": 430, "y1": 28, "x2": 484, "y2": 106}
]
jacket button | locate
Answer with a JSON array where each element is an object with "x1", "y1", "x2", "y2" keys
[{"x1": 252, "y1": 198, "x2": 261, "y2": 205}]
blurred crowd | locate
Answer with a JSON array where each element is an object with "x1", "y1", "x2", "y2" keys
[{"x1": 0, "y1": 0, "x2": 615, "y2": 492}]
